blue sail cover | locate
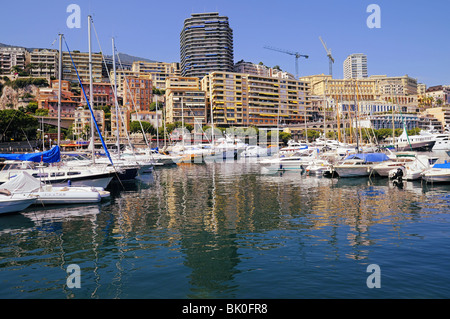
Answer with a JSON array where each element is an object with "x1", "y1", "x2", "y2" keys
[
  {"x1": 0, "y1": 145, "x2": 61, "y2": 163},
  {"x1": 433, "y1": 161, "x2": 450, "y2": 169},
  {"x1": 344, "y1": 153, "x2": 390, "y2": 162}
]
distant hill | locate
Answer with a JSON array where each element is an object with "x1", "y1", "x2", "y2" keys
[
  {"x1": 104, "y1": 52, "x2": 157, "y2": 64},
  {"x1": 0, "y1": 42, "x2": 157, "y2": 63}
]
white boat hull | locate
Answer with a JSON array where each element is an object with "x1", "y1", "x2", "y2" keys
[
  {"x1": 422, "y1": 169, "x2": 450, "y2": 183},
  {"x1": 0, "y1": 196, "x2": 37, "y2": 215},
  {"x1": 52, "y1": 177, "x2": 113, "y2": 188},
  {"x1": 33, "y1": 188, "x2": 102, "y2": 205},
  {"x1": 333, "y1": 165, "x2": 372, "y2": 177}
]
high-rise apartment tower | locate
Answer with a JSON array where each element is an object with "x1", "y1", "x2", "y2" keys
[
  {"x1": 180, "y1": 12, "x2": 234, "y2": 78},
  {"x1": 343, "y1": 53, "x2": 368, "y2": 79}
]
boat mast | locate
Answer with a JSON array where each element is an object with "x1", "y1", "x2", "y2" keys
[
  {"x1": 88, "y1": 15, "x2": 95, "y2": 163},
  {"x1": 57, "y1": 33, "x2": 63, "y2": 147},
  {"x1": 323, "y1": 78, "x2": 327, "y2": 140},
  {"x1": 181, "y1": 96, "x2": 185, "y2": 146},
  {"x1": 353, "y1": 79, "x2": 360, "y2": 151},
  {"x1": 209, "y1": 74, "x2": 214, "y2": 143},
  {"x1": 155, "y1": 96, "x2": 159, "y2": 150},
  {"x1": 112, "y1": 37, "x2": 120, "y2": 156}
]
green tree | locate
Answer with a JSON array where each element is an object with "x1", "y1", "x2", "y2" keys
[
  {"x1": 35, "y1": 108, "x2": 49, "y2": 116},
  {"x1": 0, "y1": 109, "x2": 39, "y2": 142},
  {"x1": 130, "y1": 121, "x2": 155, "y2": 136},
  {"x1": 279, "y1": 132, "x2": 292, "y2": 145}
]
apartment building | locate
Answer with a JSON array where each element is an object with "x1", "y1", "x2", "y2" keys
[
  {"x1": 417, "y1": 83, "x2": 427, "y2": 97},
  {"x1": 0, "y1": 47, "x2": 30, "y2": 74},
  {"x1": 111, "y1": 106, "x2": 130, "y2": 138},
  {"x1": 73, "y1": 107, "x2": 105, "y2": 138},
  {"x1": 102, "y1": 55, "x2": 132, "y2": 82},
  {"x1": 343, "y1": 53, "x2": 368, "y2": 79},
  {"x1": 122, "y1": 76, "x2": 153, "y2": 111},
  {"x1": 110, "y1": 69, "x2": 142, "y2": 97},
  {"x1": 423, "y1": 106, "x2": 450, "y2": 130},
  {"x1": 234, "y1": 60, "x2": 296, "y2": 80},
  {"x1": 130, "y1": 110, "x2": 163, "y2": 129},
  {"x1": 165, "y1": 76, "x2": 207, "y2": 126},
  {"x1": 29, "y1": 49, "x2": 59, "y2": 78},
  {"x1": 62, "y1": 51, "x2": 103, "y2": 83},
  {"x1": 301, "y1": 74, "x2": 377, "y2": 102},
  {"x1": 180, "y1": 12, "x2": 234, "y2": 78},
  {"x1": 201, "y1": 71, "x2": 310, "y2": 127},
  {"x1": 37, "y1": 80, "x2": 79, "y2": 118},
  {"x1": 426, "y1": 85, "x2": 450, "y2": 105},
  {"x1": 80, "y1": 82, "x2": 115, "y2": 107},
  {"x1": 132, "y1": 61, "x2": 180, "y2": 89},
  {"x1": 370, "y1": 75, "x2": 418, "y2": 105}
]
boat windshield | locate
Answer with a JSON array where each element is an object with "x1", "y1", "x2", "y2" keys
[{"x1": 1, "y1": 162, "x2": 37, "y2": 171}]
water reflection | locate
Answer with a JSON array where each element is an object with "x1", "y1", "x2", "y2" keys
[{"x1": 0, "y1": 161, "x2": 449, "y2": 298}]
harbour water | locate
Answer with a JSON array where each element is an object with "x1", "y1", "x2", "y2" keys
[{"x1": 0, "y1": 158, "x2": 450, "y2": 299}]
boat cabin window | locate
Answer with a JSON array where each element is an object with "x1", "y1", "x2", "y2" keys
[
  {"x1": 67, "y1": 172, "x2": 81, "y2": 176},
  {"x1": 32, "y1": 173, "x2": 49, "y2": 178},
  {"x1": 51, "y1": 172, "x2": 66, "y2": 177}
]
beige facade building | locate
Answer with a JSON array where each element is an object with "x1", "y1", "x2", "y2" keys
[
  {"x1": 234, "y1": 60, "x2": 296, "y2": 80},
  {"x1": 0, "y1": 47, "x2": 30, "y2": 75},
  {"x1": 370, "y1": 75, "x2": 418, "y2": 105},
  {"x1": 201, "y1": 71, "x2": 310, "y2": 127},
  {"x1": 30, "y1": 49, "x2": 59, "y2": 78},
  {"x1": 165, "y1": 77, "x2": 207, "y2": 126},
  {"x1": 417, "y1": 83, "x2": 427, "y2": 97},
  {"x1": 425, "y1": 85, "x2": 450, "y2": 106},
  {"x1": 422, "y1": 106, "x2": 450, "y2": 130},
  {"x1": 111, "y1": 106, "x2": 130, "y2": 138},
  {"x1": 130, "y1": 110, "x2": 163, "y2": 129},
  {"x1": 62, "y1": 51, "x2": 103, "y2": 83},
  {"x1": 301, "y1": 74, "x2": 377, "y2": 102},
  {"x1": 132, "y1": 61, "x2": 180, "y2": 89},
  {"x1": 301, "y1": 73, "x2": 419, "y2": 106},
  {"x1": 73, "y1": 107, "x2": 105, "y2": 139}
]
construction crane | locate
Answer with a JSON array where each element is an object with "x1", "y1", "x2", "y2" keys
[
  {"x1": 263, "y1": 46, "x2": 308, "y2": 79},
  {"x1": 319, "y1": 36, "x2": 335, "y2": 77}
]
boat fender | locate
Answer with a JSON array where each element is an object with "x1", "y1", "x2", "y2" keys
[{"x1": 0, "y1": 189, "x2": 12, "y2": 196}]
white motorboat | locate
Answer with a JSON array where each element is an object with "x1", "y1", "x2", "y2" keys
[
  {"x1": 241, "y1": 145, "x2": 271, "y2": 158},
  {"x1": 417, "y1": 125, "x2": 450, "y2": 152},
  {"x1": 124, "y1": 148, "x2": 178, "y2": 166},
  {"x1": 1, "y1": 172, "x2": 109, "y2": 205},
  {"x1": 384, "y1": 154, "x2": 435, "y2": 180},
  {"x1": 260, "y1": 149, "x2": 318, "y2": 171},
  {"x1": 0, "y1": 160, "x2": 114, "y2": 188},
  {"x1": 432, "y1": 134, "x2": 450, "y2": 151},
  {"x1": 421, "y1": 161, "x2": 450, "y2": 183},
  {"x1": 212, "y1": 135, "x2": 248, "y2": 160},
  {"x1": 372, "y1": 152, "x2": 417, "y2": 177},
  {"x1": 386, "y1": 128, "x2": 436, "y2": 152},
  {"x1": 305, "y1": 159, "x2": 331, "y2": 175},
  {"x1": 278, "y1": 140, "x2": 309, "y2": 156},
  {"x1": 0, "y1": 190, "x2": 37, "y2": 215},
  {"x1": 331, "y1": 153, "x2": 391, "y2": 178}
]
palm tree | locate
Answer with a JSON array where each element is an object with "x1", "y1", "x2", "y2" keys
[
  {"x1": 25, "y1": 63, "x2": 36, "y2": 76},
  {"x1": 38, "y1": 63, "x2": 46, "y2": 77},
  {"x1": 11, "y1": 65, "x2": 22, "y2": 75}
]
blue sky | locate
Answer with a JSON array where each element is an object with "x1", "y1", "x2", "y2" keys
[{"x1": 1, "y1": 0, "x2": 448, "y2": 87}]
